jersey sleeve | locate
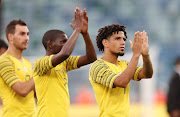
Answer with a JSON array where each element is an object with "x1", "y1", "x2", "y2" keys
[
  {"x1": 89, "y1": 61, "x2": 119, "y2": 88},
  {"x1": 124, "y1": 61, "x2": 142, "y2": 81},
  {"x1": 0, "y1": 57, "x2": 21, "y2": 87},
  {"x1": 133, "y1": 67, "x2": 142, "y2": 81},
  {"x1": 33, "y1": 55, "x2": 54, "y2": 76},
  {"x1": 65, "y1": 56, "x2": 80, "y2": 72}
]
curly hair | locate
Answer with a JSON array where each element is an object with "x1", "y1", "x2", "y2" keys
[{"x1": 96, "y1": 24, "x2": 127, "y2": 52}]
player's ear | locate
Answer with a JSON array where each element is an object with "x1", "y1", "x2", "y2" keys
[
  {"x1": 102, "y1": 39, "x2": 108, "y2": 48},
  {"x1": 47, "y1": 40, "x2": 53, "y2": 49},
  {"x1": 8, "y1": 33, "x2": 13, "y2": 42}
]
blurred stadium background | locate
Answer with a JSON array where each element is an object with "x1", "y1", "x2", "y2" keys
[{"x1": 1, "y1": 0, "x2": 180, "y2": 116}]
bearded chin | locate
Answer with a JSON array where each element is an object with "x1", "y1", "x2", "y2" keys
[{"x1": 116, "y1": 53, "x2": 124, "y2": 56}]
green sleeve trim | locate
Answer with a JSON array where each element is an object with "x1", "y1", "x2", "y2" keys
[
  {"x1": 90, "y1": 60, "x2": 119, "y2": 88},
  {"x1": 9, "y1": 78, "x2": 21, "y2": 87},
  {"x1": 66, "y1": 56, "x2": 80, "y2": 71},
  {"x1": 133, "y1": 67, "x2": 142, "y2": 81},
  {"x1": 49, "y1": 55, "x2": 54, "y2": 68},
  {"x1": 109, "y1": 74, "x2": 119, "y2": 88}
]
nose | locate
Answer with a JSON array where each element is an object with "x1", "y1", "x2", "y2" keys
[
  {"x1": 120, "y1": 39, "x2": 125, "y2": 45},
  {"x1": 25, "y1": 34, "x2": 29, "y2": 41}
]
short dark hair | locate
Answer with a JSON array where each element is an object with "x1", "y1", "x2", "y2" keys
[
  {"x1": 5, "y1": 19, "x2": 27, "y2": 40},
  {"x1": 0, "y1": 40, "x2": 8, "y2": 49},
  {"x1": 96, "y1": 24, "x2": 127, "y2": 52},
  {"x1": 42, "y1": 30, "x2": 65, "y2": 50}
]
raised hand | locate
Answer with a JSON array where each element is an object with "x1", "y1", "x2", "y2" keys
[
  {"x1": 81, "y1": 9, "x2": 88, "y2": 34},
  {"x1": 141, "y1": 31, "x2": 149, "y2": 56},
  {"x1": 129, "y1": 31, "x2": 143, "y2": 56},
  {"x1": 70, "y1": 7, "x2": 83, "y2": 32}
]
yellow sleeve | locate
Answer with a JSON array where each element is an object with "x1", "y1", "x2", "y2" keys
[
  {"x1": 65, "y1": 56, "x2": 80, "y2": 72},
  {"x1": 89, "y1": 60, "x2": 118, "y2": 88},
  {"x1": 33, "y1": 55, "x2": 53, "y2": 76},
  {"x1": 133, "y1": 67, "x2": 142, "y2": 81},
  {"x1": 0, "y1": 57, "x2": 21, "y2": 87}
]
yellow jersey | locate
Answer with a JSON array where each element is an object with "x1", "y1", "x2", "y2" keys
[
  {"x1": 89, "y1": 58, "x2": 142, "y2": 117},
  {"x1": 0, "y1": 52, "x2": 35, "y2": 117},
  {"x1": 33, "y1": 55, "x2": 80, "y2": 117}
]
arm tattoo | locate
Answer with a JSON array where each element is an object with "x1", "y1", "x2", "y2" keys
[{"x1": 142, "y1": 55, "x2": 153, "y2": 77}]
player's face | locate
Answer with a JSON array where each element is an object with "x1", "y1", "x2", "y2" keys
[
  {"x1": 52, "y1": 34, "x2": 68, "y2": 54},
  {"x1": 12, "y1": 25, "x2": 29, "y2": 50},
  {"x1": 107, "y1": 31, "x2": 126, "y2": 56}
]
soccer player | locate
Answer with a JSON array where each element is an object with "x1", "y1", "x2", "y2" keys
[
  {"x1": 33, "y1": 7, "x2": 96, "y2": 117},
  {"x1": 0, "y1": 39, "x2": 8, "y2": 105},
  {"x1": 167, "y1": 56, "x2": 180, "y2": 117},
  {"x1": 0, "y1": 39, "x2": 8, "y2": 55},
  {"x1": 0, "y1": 20, "x2": 35, "y2": 117},
  {"x1": 89, "y1": 24, "x2": 153, "y2": 117}
]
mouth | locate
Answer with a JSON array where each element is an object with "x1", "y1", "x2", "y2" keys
[
  {"x1": 119, "y1": 47, "x2": 124, "y2": 52},
  {"x1": 23, "y1": 42, "x2": 28, "y2": 45},
  {"x1": 120, "y1": 47, "x2": 125, "y2": 50}
]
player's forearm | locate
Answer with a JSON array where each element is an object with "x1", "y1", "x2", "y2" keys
[
  {"x1": 82, "y1": 32, "x2": 97, "y2": 63},
  {"x1": 22, "y1": 78, "x2": 35, "y2": 96},
  {"x1": 12, "y1": 78, "x2": 35, "y2": 97},
  {"x1": 61, "y1": 29, "x2": 80, "y2": 56},
  {"x1": 114, "y1": 54, "x2": 140, "y2": 88},
  {"x1": 52, "y1": 30, "x2": 80, "y2": 66},
  {"x1": 142, "y1": 54, "x2": 153, "y2": 78}
]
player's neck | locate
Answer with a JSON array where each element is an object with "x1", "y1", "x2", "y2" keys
[
  {"x1": 46, "y1": 49, "x2": 58, "y2": 56},
  {"x1": 102, "y1": 52, "x2": 118, "y2": 65},
  {"x1": 7, "y1": 46, "x2": 23, "y2": 61},
  {"x1": 45, "y1": 51, "x2": 52, "y2": 56}
]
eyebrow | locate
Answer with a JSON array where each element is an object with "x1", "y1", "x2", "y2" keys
[
  {"x1": 115, "y1": 37, "x2": 121, "y2": 39},
  {"x1": 20, "y1": 31, "x2": 29, "y2": 34}
]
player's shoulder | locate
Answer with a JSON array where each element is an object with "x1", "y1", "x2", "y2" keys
[
  {"x1": 34, "y1": 56, "x2": 49, "y2": 62},
  {"x1": 93, "y1": 58, "x2": 106, "y2": 64},
  {"x1": 90, "y1": 59, "x2": 110, "y2": 75},
  {"x1": 0, "y1": 54, "x2": 14, "y2": 69},
  {"x1": 91, "y1": 59, "x2": 109, "y2": 68},
  {"x1": 66, "y1": 55, "x2": 79, "y2": 61},
  {"x1": 0, "y1": 53, "x2": 12, "y2": 62},
  {"x1": 34, "y1": 55, "x2": 53, "y2": 66}
]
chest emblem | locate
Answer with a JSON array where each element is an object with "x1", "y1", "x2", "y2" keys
[{"x1": 23, "y1": 67, "x2": 27, "y2": 72}]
